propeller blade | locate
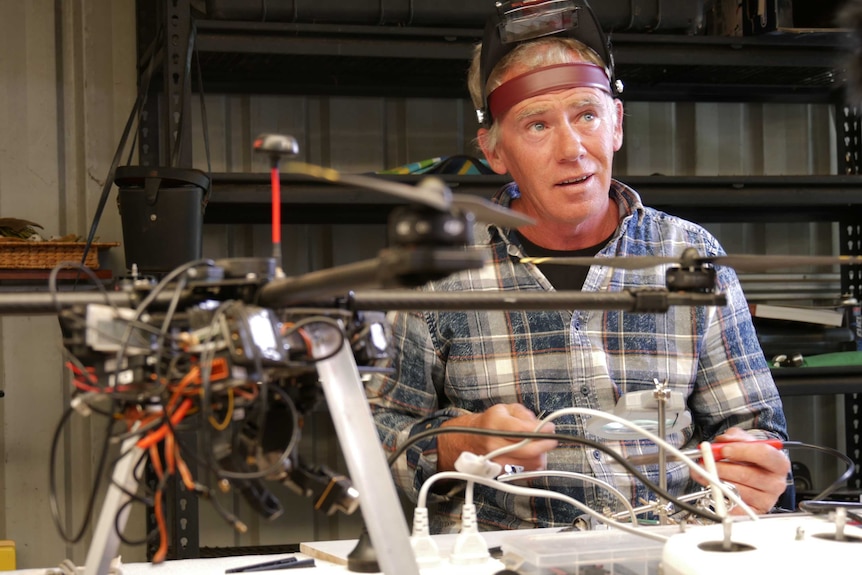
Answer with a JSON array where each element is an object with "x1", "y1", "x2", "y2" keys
[
  {"x1": 282, "y1": 161, "x2": 535, "y2": 228},
  {"x1": 283, "y1": 161, "x2": 452, "y2": 212},
  {"x1": 451, "y1": 193, "x2": 535, "y2": 228},
  {"x1": 521, "y1": 255, "x2": 679, "y2": 270},
  {"x1": 707, "y1": 254, "x2": 862, "y2": 271}
]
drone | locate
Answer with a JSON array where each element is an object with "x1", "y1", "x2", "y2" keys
[{"x1": 8, "y1": 133, "x2": 862, "y2": 575}]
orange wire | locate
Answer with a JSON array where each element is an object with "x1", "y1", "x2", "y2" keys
[
  {"x1": 167, "y1": 366, "x2": 200, "y2": 412},
  {"x1": 136, "y1": 398, "x2": 193, "y2": 450},
  {"x1": 165, "y1": 432, "x2": 176, "y2": 476},
  {"x1": 175, "y1": 446, "x2": 197, "y2": 493},
  {"x1": 152, "y1": 490, "x2": 167, "y2": 563},
  {"x1": 296, "y1": 327, "x2": 314, "y2": 358},
  {"x1": 148, "y1": 444, "x2": 168, "y2": 563}
]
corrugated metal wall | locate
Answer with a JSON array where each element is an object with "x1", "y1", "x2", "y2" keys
[{"x1": 0, "y1": 0, "x2": 845, "y2": 569}]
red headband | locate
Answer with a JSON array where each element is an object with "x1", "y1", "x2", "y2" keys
[{"x1": 487, "y1": 62, "x2": 611, "y2": 122}]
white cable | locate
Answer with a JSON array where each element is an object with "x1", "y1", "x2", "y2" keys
[
  {"x1": 699, "y1": 441, "x2": 727, "y2": 519},
  {"x1": 418, "y1": 471, "x2": 669, "y2": 543},
  {"x1": 481, "y1": 429, "x2": 535, "y2": 462},
  {"x1": 497, "y1": 470, "x2": 638, "y2": 525},
  {"x1": 466, "y1": 403, "x2": 758, "y2": 522},
  {"x1": 542, "y1": 407, "x2": 757, "y2": 520},
  {"x1": 478, "y1": 406, "x2": 756, "y2": 521}
]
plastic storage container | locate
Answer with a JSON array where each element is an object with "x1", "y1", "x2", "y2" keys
[{"x1": 500, "y1": 526, "x2": 676, "y2": 574}]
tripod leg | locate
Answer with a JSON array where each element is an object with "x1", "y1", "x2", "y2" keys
[
  {"x1": 314, "y1": 341, "x2": 418, "y2": 575},
  {"x1": 83, "y1": 436, "x2": 144, "y2": 575}
]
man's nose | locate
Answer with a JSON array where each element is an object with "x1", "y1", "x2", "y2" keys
[{"x1": 557, "y1": 122, "x2": 587, "y2": 161}]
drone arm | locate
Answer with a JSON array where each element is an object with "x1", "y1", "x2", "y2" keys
[
  {"x1": 0, "y1": 291, "x2": 139, "y2": 315},
  {"x1": 258, "y1": 248, "x2": 487, "y2": 309},
  {"x1": 345, "y1": 289, "x2": 727, "y2": 312}
]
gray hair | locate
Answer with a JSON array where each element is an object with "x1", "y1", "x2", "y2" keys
[{"x1": 468, "y1": 37, "x2": 611, "y2": 153}]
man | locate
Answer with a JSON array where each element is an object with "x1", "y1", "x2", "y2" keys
[{"x1": 367, "y1": 0, "x2": 790, "y2": 533}]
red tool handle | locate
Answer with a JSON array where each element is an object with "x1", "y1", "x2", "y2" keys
[{"x1": 709, "y1": 439, "x2": 784, "y2": 460}]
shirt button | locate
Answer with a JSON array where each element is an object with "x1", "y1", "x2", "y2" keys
[
  {"x1": 580, "y1": 385, "x2": 590, "y2": 396},
  {"x1": 593, "y1": 450, "x2": 601, "y2": 460}
]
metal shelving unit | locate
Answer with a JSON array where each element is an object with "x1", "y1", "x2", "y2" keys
[{"x1": 203, "y1": 173, "x2": 862, "y2": 224}]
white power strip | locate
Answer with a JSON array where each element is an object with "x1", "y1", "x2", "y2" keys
[{"x1": 662, "y1": 513, "x2": 862, "y2": 575}]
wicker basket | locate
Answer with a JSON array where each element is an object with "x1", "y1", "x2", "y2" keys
[{"x1": 0, "y1": 240, "x2": 119, "y2": 270}]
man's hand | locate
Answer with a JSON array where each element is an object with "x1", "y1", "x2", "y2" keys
[
  {"x1": 437, "y1": 404, "x2": 558, "y2": 472},
  {"x1": 690, "y1": 427, "x2": 791, "y2": 515}
]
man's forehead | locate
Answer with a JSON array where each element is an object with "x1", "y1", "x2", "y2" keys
[{"x1": 513, "y1": 91, "x2": 607, "y2": 120}]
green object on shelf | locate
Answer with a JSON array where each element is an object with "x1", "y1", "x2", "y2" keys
[
  {"x1": 378, "y1": 155, "x2": 494, "y2": 176},
  {"x1": 772, "y1": 351, "x2": 862, "y2": 368}
]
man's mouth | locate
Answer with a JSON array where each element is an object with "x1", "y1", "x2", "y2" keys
[{"x1": 557, "y1": 174, "x2": 591, "y2": 186}]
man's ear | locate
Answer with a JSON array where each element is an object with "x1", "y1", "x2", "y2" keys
[
  {"x1": 613, "y1": 99, "x2": 625, "y2": 152},
  {"x1": 477, "y1": 127, "x2": 508, "y2": 175}
]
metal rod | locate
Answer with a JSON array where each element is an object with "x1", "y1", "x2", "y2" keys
[{"x1": 655, "y1": 379, "x2": 670, "y2": 526}]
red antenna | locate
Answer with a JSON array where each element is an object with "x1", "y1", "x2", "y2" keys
[{"x1": 253, "y1": 134, "x2": 299, "y2": 274}]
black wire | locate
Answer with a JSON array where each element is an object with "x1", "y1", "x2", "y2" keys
[
  {"x1": 197, "y1": 302, "x2": 236, "y2": 480},
  {"x1": 192, "y1": 21, "x2": 213, "y2": 210},
  {"x1": 49, "y1": 261, "x2": 117, "y2": 315},
  {"x1": 76, "y1": 24, "x2": 165, "y2": 288},
  {"x1": 111, "y1": 259, "x2": 215, "y2": 389},
  {"x1": 386, "y1": 426, "x2": 722, "y2": 523},
  {"x1": 782, "y1": 440, "x2": 856, "y2": 502},
  {"x1": 114, "y1": 498, "x2": 157, "y2": 547},
  {"x1": 48, "y1": 402, "x2": 118, "y2": 543},
  {"x1": 282, "y1": 316, "x2": 347, "y2": 363},
  {"x1": 798, "y1": 499, "x2": 862, "y2": 522},
  {"x1": 207, "y1": 383, "x2": 301, "y2": 482},
  {"x1": 151, "y1": 273, "x2": 191, "y2": 393}
]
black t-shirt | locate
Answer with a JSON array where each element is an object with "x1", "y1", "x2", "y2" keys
[{"x1": 516, "y1": 232, "x2": 613, "y2": 291}]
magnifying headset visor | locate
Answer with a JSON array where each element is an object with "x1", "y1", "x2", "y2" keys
[{"x1": 478, "y1": 0, "x2": 623, "y2": 125}]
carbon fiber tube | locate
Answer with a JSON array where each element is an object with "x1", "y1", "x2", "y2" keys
[
  {"x1": 0, "y1": 287, "x2": 726, "y2": 315},
  {"x1": 0, "y1": 291, "x2": 138, "y2": 315},
  {"x1": 345, "y1": 289, "x2": 727, "y2": 312}
]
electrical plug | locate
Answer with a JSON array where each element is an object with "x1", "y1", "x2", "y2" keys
[
  {"x1": 70, "y1": 395, "x2": 93, "y2": 417},
  {"x1": 453, "y1": 452, "x2": 502, "y2": 479},
  {"x1": 450, "y1": 503, "x2": 490, "y2": 565},
  {"x1": 411, "y1": 507, "x2": 441, "y2": 568}
]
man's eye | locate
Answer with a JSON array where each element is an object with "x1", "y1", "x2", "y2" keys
[
  {"x1": 529, "y1": 122, "x2": 546, "y2": 132},
  {"x1": 582, "y1": 112, "x2": 597, "y2": 122}
]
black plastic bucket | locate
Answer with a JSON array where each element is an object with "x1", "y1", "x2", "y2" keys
[{"x1": 115, "y1": 166, "x2": 210, "y2": 274}]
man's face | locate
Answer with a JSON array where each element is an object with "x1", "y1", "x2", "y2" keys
[{"x1": 480, "y1": 62, "x2": 624, "y2": 234}]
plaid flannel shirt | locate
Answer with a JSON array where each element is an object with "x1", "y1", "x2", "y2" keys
[{"x1": 366, "y1": 179, "x2": 787, "y2": 533}]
